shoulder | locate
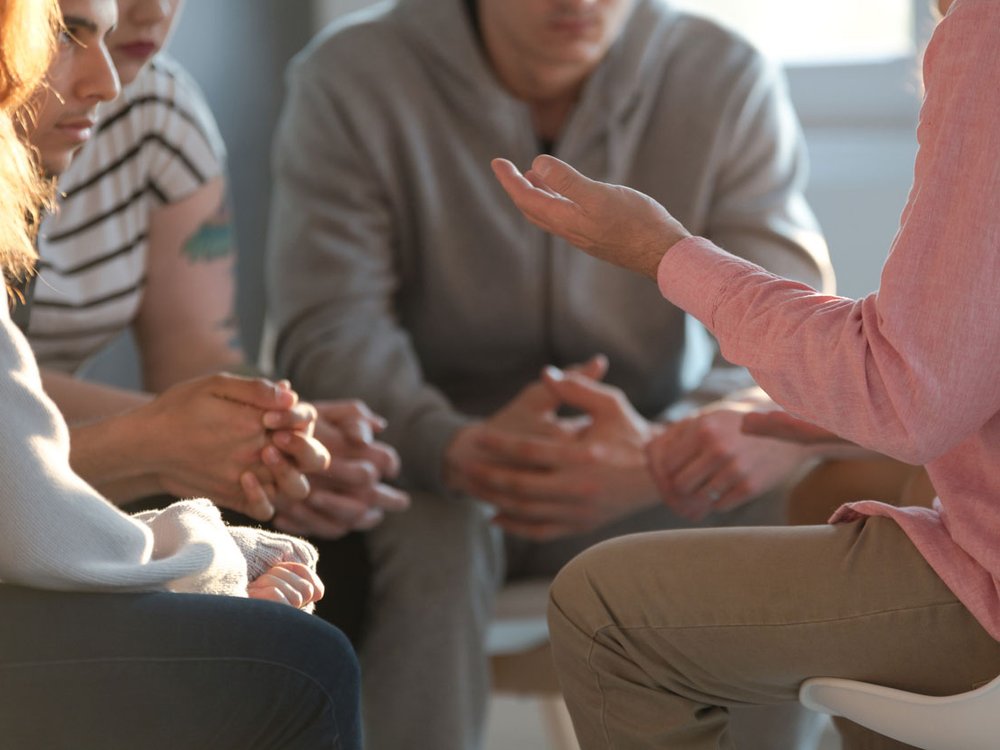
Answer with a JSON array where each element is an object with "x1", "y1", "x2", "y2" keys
[
  {"x1": 647, "y1": 6, "x2": 773, "y2": 91},
  {"x1": 615, "y1": 2, "x2": 780, "y2": 125},
  {"x1": 92, "y1": 55, "x2": 225, "y2": 166},
  {"x1": 924, "y1": 0, "x2": 1000, "y2": 80},
  {"x1": 290, "y1": 2, "x2": 416, "y2": 91}
]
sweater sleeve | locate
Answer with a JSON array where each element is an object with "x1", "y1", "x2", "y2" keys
[
  {"x1": 657, "y1": 0, "x2": 1000, "y2": 465},
  {"x1": 265, "y1": 50, "x2": 470, "y2": 494},
  {"x1": 0, "y1": 306, "x2": 246, "y2": 594}
]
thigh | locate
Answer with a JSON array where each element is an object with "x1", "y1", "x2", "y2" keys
[
  {"x1": 788, "y1": 457, "x2": 917, "y2": 525},
  {"x1": 550, "y1": 518, "x2": 1000, "y2": 705},
  {"x1": 0, "y1": 586, "x2": 360, "y2": 750},
  {"x1": 506, "y1": 485, "x2": 786, "y2": 581}
]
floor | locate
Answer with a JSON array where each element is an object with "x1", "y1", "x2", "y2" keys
[
  {"x1": 484, "y1": 696, "x2": 553, "y2": 750},
  {"x1": 484, "y1": 696, "x2": 843, "y2": 750}
]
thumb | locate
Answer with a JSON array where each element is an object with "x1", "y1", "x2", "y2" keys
[
  {"x1": 529, "y1": 155, "x2": 596, "y2": 202},
  {"x1": 542, "y1": 366, "x2": 624, "y2": 418},
  {"x1": 566, "y1": 353, "x2": 609, "y2": 382}
]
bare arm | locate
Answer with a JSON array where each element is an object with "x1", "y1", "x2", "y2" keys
[{"x1": 135, "y1": 175, "x2": 244, "y2": 390}]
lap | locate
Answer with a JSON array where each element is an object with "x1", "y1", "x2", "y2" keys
[
  {"x1": 550, "y1": 518, "x2": 1000, "y2": 702},
  {"x1": 0, "y1": 586, "x2": 359, "y2": 749}
]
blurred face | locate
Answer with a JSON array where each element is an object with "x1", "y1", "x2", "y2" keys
[
  {"x1": 27, "y1": 0, "x2": 120, "y2": 176},
  {"x1": 109, "y1": 0, "x2": 184, "y2": 86},
  {"x1": 480, "y1": 0, "x2": 635, "y2": 92}
]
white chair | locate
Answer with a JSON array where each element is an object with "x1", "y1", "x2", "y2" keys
[
  {"x1": 800, "y1": 673, "x2": 1000, "y2": 750},
  {"x1": 487, "y1": 579, "x2": 580, "y2": 750}
]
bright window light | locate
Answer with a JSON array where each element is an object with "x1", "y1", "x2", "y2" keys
[{"x1": 669, "y1": 0, "x2": 915, "y2": 64}]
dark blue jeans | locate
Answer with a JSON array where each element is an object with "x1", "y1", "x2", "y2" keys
[{"x1": 0, "y1": 585, "x2": 361, "y2": 749}]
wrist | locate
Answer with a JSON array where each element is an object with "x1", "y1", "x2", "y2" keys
[
  {"x1": 69, "y1": 408, "x2": 166, "y2": 502},
  {"x1": 441, "y1": 423, "x2": 480, "y2": 493}
]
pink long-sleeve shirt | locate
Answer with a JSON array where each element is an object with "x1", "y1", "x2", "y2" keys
[{"x1": 655, "y1": 0, "x2": 1000, "y2": 640}]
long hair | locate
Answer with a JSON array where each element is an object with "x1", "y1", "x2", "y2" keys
[{"x1": 0, "y1": 0, "x2": 59, "y2": 285}]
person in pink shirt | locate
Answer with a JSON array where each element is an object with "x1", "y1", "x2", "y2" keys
[{"x1": 491, "y1": 0, "x2": 1000, "y2": 747}]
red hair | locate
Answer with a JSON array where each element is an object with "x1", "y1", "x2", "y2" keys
[{"x1": 0, "y1": 0, "x2": 59, "y2": 285}]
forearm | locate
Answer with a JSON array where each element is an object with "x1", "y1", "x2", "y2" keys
[
  {"x1": 69, "y1": 412, "x2": 164, "y2": 505},
  {"x1": 41, "y1": 368, "x2": 152, "y2": 423}
]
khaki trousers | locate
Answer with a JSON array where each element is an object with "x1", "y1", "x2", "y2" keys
[{"x1": 548, "y1": 516, "x2": 1000, "y2": 749}]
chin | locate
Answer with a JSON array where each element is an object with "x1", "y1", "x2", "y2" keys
[
  {"x1": 41, "y1": 150, "x2": 79, "y2": 178},
  {"x1": 111, "y1": 58, "x2": 145, "y2": 88}
]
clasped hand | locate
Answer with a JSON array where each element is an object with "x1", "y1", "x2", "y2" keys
[{"x1": 444, "y1": 358, "x2": 660, "y2": 541}]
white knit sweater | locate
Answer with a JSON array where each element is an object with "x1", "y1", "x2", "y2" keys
[{"x1": 1, "y1": 299, "x2": 316, "y2": 595}]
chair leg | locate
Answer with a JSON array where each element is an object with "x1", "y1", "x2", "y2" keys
[{"x1": 539, "y1": 694, "x2": 581, "y2": 750}]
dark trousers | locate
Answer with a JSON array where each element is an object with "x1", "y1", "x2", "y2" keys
[{"x1": 0, "y1": 585, "x2": 361, "y2": 749}]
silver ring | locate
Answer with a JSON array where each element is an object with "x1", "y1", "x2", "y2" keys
[{"x1": 706, "y1": 489, "x2": 721, "y2": 502}]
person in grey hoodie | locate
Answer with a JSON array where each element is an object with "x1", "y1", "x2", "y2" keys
[{"x1": 266, "y1": 0, "x2": 834, "y2": 747}]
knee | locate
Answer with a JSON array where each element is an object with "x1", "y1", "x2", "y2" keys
[
  {"x1": 547, "y1": 540, "x2": 618, "y2": 642},
  {"x1": 294, "y1": 613, "x2": 361, "y2": 699},
  {"x1": 282, "y1": 614, "x2": 362, "y2": 744}
]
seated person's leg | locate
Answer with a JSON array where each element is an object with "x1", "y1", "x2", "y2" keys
[
  {"x1": 547, "y1": 518, "x2": 1000, "y2": 750},
  {"x1": 508, "y1": 486, "x2": 817, "y2": 750},
  {"x1": 0, "y1": 586, "x2": 360, "y2": 750},
  {"x1": 360, "y1": 490, "x2": 502, "y2": 750},
  {"x1": 789, "y1": 458, "x2": 933, "y2": 525}
]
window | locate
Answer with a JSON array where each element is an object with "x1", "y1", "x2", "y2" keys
[{"x1": 670, "y1": 0, "x2": 915, "y2": 65}]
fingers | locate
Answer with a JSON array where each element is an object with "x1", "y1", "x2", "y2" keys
[
  {"x1": 542, "y1": 366, "x2": 629, "y2": 418},
  {"x1": 271, "y1": 430, "x2": 331, "y2": 474},
  {"x1": 490, "y1": 158, "x2": 572, "y2": 234},
  {"x1": 262, "y1": 444, "x2": 313, "y2": 502},
  {"x1": 669, "y1": 448, "x2": 729, "y2": 496},
  {"x1": 207, "y1": 373, "x2": 297, "y2": 411},
  {"x1": 314, "y1": 399, "x2": 388, "y2": 449},
  {"x1": 528, "y1": 154, "x2": 593, "y2": 201},
  {"x1": 263, "y1": 400, "x2": 318, "y2": 435},
  {"x1": 314, "y1": 419, "x2": 401, "y2": 479},
  {"x1": 649, "y1": 419, "x2": 701, "y2": 476},
  {"x1": 741, "y1": 411, "x2": 847, "y2": 444},
  {"x1": 247, "y1": 561, "x2": 325, "y2": 609},
  {"x1": 271, "y1": 485, "x2": 388, "y2": 539},
  {"x1": 567, "y1": 354, "x2": 609, "y2": 382},
  {"x1": 473, "y1": 428, "x2": 597, "y2": 470},
  {"x1": 238, "y1": 470, "x2": 276, "y2": 521},
  {"x1": 461, "y1": 461, "x2": 585, "y2": 509}
]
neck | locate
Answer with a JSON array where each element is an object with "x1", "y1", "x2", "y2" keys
[{"x1": 481, "y1": 40, "x2": 590, "y2": 143}]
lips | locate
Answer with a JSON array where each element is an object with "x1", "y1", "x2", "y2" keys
[
  {"x1": 55, "y1": 116, "x2": 97, "y2": 145},
  {"x1": 116, "y1": 40, "x2": 159, "y2": 62},
  {"x1": 549, "y1": 16, "x2": 598, "y2": 36}
]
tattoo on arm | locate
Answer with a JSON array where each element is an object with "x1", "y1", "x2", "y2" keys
[
  {"x1": 216, "y1": 312, "x2": 243, "y2": 354},
  {"x1": 182, "y1": 198, "x2": 235, "y2": 262}
]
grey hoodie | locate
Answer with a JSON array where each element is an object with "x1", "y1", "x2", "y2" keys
[{"x1": 265, "y1": 0, "x2": 833, "y2": 493}]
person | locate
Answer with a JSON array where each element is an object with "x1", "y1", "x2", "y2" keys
[
  {"x1": 491, "y1": 0, "x2": 1000, "y2": 746},
  {"x1": 266, "y1": 0, "x2": 834, "y2": 746},
  {"x1": 0, "y1": 0, "x2": 361, "y2": 746},
  {"x1": 25, "y1": 0, "x2": 409, "y2": 637}
]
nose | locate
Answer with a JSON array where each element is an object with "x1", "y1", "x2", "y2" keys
[
  {"x1": 129, "y1": 0, "x2": 172, "y2": 24},
  {"x1": 76, "y1": 40, "x2": 121, "y2": 105}
]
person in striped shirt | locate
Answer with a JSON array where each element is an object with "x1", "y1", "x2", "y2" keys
[
  {"x1": 25, "y1": 0, "x2": 407, "y2": 636},
  {"x1": 1, "y1": 1, "x2": 360, "y2": 745}
]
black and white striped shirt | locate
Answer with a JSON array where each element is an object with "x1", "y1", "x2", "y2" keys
[{"x1": 30, "y1": 56, "x2": 225, "y2": 373}]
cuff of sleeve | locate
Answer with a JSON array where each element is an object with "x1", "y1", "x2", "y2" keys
[
  {"x1": 397, "y1": 408, "x2": 473, "y2": 495},
  {"x1": 227, "y1": 526, "x2": 320, "y2": 582},
  {"x1": 656, "y1": 236, "x2": 743, "y2": 331}
]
